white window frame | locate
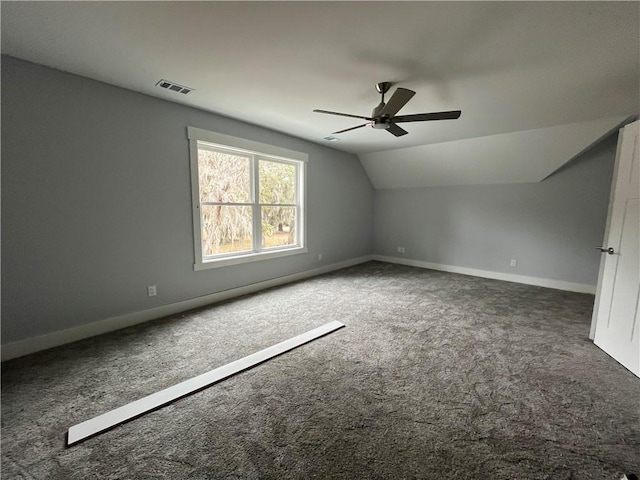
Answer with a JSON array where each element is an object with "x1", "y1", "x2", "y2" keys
[{"x1": 188, "y1": 126, "x2": 308, "y2": 270}]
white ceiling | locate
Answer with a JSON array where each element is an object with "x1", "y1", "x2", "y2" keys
[
  {"x1": 2, "y1": 2, "x2": 638, "y2": 187},
  {"x1": 361, "y1": 116, "x2": 627, "y2": 188}
]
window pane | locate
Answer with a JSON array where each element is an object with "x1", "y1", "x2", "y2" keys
[
  {"x1": 259, "y1": 160, "x2": 296, "y2": 204},
  {"x1": 262, "y1": 206, "x2": 296, "y2": 248},
  {"x1": 201, "y1": 205, "x2": 253, "y2": 256},
  {"x1": 198, "y1": 148, "x2": 251, "y2": 203}
]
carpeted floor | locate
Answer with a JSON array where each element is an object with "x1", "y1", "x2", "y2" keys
[{"x1": 2, "y1": 261, "x2": 639, "y2": 479}]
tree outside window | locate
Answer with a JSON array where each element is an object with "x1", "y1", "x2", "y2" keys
[{"x1": 191, "y1": 137, "x2": 304, "y2": 267}]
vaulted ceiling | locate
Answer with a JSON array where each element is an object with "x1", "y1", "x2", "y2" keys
[{"x1": 2, "y1": 2, "x2": 638, "y2": 188}]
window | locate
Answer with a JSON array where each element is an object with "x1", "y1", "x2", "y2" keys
[{"x1": 188, "y1": 127, "x2": 307, "y2": 270}]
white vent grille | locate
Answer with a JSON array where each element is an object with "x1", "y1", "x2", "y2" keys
[{"x1": 155, "y1": 79, "x2": 194, "y2": 95}]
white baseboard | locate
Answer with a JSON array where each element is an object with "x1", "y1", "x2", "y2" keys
[
  {"x1": 1, "y1": 256, "x2": 373, "y2": 362},
  {"x1": 372, "y1": 255, "x2": 596, "y2": 294}
]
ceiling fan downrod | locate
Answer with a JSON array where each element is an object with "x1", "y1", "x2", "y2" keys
[
  {"x1": 375, "y1": 81, "x2": 392, "y2": 103},
  {"x1": 372, "y1": 82, "x2": 392, "y2": 122}
]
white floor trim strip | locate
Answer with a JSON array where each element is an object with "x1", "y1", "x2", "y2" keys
[{"x1": 67, "y1": 320, "x2": 345, "y2": 446}]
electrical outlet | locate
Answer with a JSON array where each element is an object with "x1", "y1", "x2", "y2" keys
[
  {"x1": 510, "y1": 259, "x2": 517, "y2": 268},
  {"x1": 147, "y1": 285, "x2": 157, "y2": 297},
  {"x1": 397, "y1": 247, "x2": 406, "y2": 254}
]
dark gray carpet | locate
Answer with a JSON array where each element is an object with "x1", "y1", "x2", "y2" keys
[{"x1": 2, "y1": 261, "x2": 639, "y2": 479}]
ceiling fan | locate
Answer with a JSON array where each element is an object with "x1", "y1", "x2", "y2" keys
[{"x1": 313, "y1": 82, "x2": 461, "y2": 137}]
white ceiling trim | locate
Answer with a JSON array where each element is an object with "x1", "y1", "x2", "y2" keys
[{"x1": 359, "y1": 116, "x2": 628, "y2": 189}]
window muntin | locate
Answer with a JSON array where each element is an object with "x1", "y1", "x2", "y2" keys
[{"x1": 188, "y1": 128, "x2": 306, "y2": 270}]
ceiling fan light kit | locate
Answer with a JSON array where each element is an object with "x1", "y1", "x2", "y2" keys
[{"x1": 314, "y1": 82, "x2": 461, "y2": 137}]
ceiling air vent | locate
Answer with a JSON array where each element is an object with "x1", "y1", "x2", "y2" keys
[{"x1": 155, "y1": 79, "x2": 194, "y2": 95}]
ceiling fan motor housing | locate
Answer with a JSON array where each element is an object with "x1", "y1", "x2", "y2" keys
[{"x1": 372, "y1": 116, "x2": 391, "y2": 129}]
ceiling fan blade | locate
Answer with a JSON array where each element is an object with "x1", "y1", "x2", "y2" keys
[
  {"x1": 333, "y1": 123, "x2": 369, "y2": 135},
  {"x1": 379, "y1": 88, "x2": 415, "y2": 117},
  {"x1": 394, "y1": 110, "x2": 462, "y2": 123},
  {"x1": 313, "y1": 109, "x2": 373, "y2": 121},
  {"x1": 387, "y1": 123, "x2": 409, "y2": 137}
]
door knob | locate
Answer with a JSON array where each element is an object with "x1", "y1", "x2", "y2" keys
[{"x1": 596, "y1": 246, "x2": 615, "y2": 255}]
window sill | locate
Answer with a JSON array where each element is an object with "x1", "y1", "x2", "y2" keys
[{"x1": 194, "y1": 246, "x2": 308, "y2": 271}]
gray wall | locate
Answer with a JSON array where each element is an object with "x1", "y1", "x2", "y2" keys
[
  {"x1": 373, "y1": 135, "x2": 617, "y2": 286},
  {"x1": 1, "y1": 56, "x2": 374, "y2": 344},
  {"x1": 1, "y1": 54, "x2": 617, "y2": 346}
]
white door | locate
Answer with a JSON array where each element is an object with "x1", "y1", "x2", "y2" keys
[{"x1": 591, "y1": 120, "x2": 639, "y2": 377}]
